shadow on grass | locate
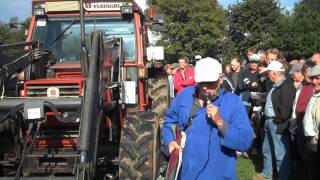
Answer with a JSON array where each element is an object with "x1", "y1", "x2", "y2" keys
[{"x1": 250, "y1": 154, "x2": 263, "y2": 173}]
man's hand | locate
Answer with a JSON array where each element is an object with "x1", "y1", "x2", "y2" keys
[
  {"x1": 251, "y1": 81, "x2": 258, "y2": 87},
  {"x1": 168, "y1": 141, "x2": 181, "y2": 154},
  {"x1": 206, "y1": 104, "x2": 224, "y2": 127}
]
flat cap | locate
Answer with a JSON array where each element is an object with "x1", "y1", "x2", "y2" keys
[
  {"x1": 170, "y1": 63, "x2": 179, "y2": 69},
  {"x1": 289, "y1": 64, "x2": 303, "y2": 75},
  {"x1": 308, "y1": 64, "x2": 320, "y2": 77}
]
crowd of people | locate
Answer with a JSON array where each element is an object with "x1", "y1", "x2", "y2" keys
[{"x1": 162, "y1": 49, "x2": 320, "y2": 180}]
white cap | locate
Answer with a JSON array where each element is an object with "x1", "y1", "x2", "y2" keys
[
  {"x1": 249, "y1": 54, "x2": 260, "y2": 62},
  {"x1": 195, "y1": 55, "x2": 202, "y2": 60},
  {"x1": 195, "y1": 57, "x2": 222, "y2": 83},
  {"x1": 266, "y1": 61, "x2": 285, "y2": 72}
]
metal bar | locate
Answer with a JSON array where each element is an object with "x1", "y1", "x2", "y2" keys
[
  {"x1": 0, "y1": 177, "x2": 75, "y2": 180},
  {"x1": 0, "y1": 41, "x2": 39, "y2": 50},
  {"x1": 27, "y1": 85, "x2": 79, "y2": 89},
  {"x1": 79, "y1": 0, "x2": 88, "y2": 77},
  {"x1": 0, "y1": 97, "x2": 81, "y2": 111}
]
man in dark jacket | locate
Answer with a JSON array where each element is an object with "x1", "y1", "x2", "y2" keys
[
  {"x1": 253, "y1": 61, "x2": 296, "y2": 180},
  {"x1": 230, "y1": 57, "x2": 244, "y2": 95},
  {"x1": 238, "y1": 54, "x2": 263, "y2": 112}
]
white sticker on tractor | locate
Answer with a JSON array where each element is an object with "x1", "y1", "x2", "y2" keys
[
  {"x1": 27, "y1": 108, "x2": 41, "y2": 119},
  {"x1": 37, "y1": 19, "x2": 46, "y2": 27}
]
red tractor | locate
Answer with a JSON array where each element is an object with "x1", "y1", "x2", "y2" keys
[{"x1": 0, "y1": 0, "x2": 168, "y2": 179}]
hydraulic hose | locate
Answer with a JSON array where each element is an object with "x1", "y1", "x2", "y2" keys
[
  {"x1": 0, "y1": 49, "x2": 51, "y2": 97},
  {"x1": 0, "y1": 100, "x2": 82, "y2": 124},
  {"x1": 0, "y1": 103, "x2": 24, "y2": 123},
  {"x1": 44, "y1": 100, "x2": 82, "y2": 123}
]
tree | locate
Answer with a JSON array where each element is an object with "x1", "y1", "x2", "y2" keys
[
  {"x1": 0, "y1": 18, "x2": 30, "y2": 44},
  {"x1": 284, "y1": 0, "x2": 320, "y2": 59},
  {"x1": 152, "y1": 0, "x2": 226, "y2": 63},
  {"x1": 226, "y1": 0, "x2": 287, "y2": 59}
]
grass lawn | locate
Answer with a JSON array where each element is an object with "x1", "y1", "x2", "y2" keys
[
  {"x1": 237, "y1": 154, "x2": 304, "y2": 180},
  {"x1": 237, "y1": 155, "x2": 262, "y2": 180}
]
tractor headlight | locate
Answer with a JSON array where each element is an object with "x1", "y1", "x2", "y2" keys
[
  {"x1": 33, "y1": 8, "x2": 45, "y2": 16},
  {"x1": 121, "y1": 6, "x2": 133, "y2": 15}
]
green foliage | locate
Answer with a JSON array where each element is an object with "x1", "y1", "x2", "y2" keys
[
  {"x1": 0, "y1": 18, "x2": 30, "y2": 44},
  {"x1": 226, "y1": 0, "x2": 286, "y2": 59},
  {"x1": 153, "y1": 0, "x2": 226, "y2": 63},
  {"x1": 152, "y1": 0, "x2": 319, "y2": 61},
  {"x1": 284, "y1": 0, "x2": 320, "y2": 59}
]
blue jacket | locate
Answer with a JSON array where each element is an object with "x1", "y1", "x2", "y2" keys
[{"x1": 162, "y1": 86, "x2": 253, "y2": 180}]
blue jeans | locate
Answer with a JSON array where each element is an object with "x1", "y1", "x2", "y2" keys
[{"x1": 262, "y1": 118, "x2": 290, "y2": 180}]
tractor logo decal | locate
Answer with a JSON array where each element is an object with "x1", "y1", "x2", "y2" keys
[
  {"x1": 47, "y1": 87, "x2": 60, "y2": 98},
  {"x1": 83, "y1": 2, "x2": 132, "y2": 11},
  {"x1": 84, "y1": 3, "x2": 92, "y2": 9}
]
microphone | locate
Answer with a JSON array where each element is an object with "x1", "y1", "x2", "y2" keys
[
  {"x1": 200, "y1": 93, "x2": 216, "y2": 108},
  {"x1": 243, "y1": 78, "x2": 251, "y2": 85}
]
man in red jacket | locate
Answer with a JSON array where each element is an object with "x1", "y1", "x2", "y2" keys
[{"x1": 173, "y1": 56, "x2": 195, "y2": 95}]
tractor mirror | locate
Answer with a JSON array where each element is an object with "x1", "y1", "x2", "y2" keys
[{"x1": 152, "y1": 14, "x2": 165, "y2": 32}]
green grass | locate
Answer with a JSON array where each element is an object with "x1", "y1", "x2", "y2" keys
[
  {"x1": 237, "y1": 155, "x2": 262, "y2": 180},
  {"x1": 237, "y1": 154, "x2": 304, "y2": 180}
]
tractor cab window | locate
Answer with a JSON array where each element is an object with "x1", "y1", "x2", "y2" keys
[{"x1": 33, "y1": 17, "x2": 136, "y2": 62}]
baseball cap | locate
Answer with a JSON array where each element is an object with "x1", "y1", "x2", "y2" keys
[
  {"x1": 195, "y1": 57, "x2": 222, "y2": 83},
  {"x1": 195, "y1": 55, "x2": 202, "y2": 60},
  {"x1": 249, "y1": 54, "x2": 260, "y2": 62},
  {"x1": 170, "y1": 63, "x2": 179, "y2": 69},
  {"x1": 289, "y1": 64, "x2": 303, "y2": 75},
  {"x1": 266, "y1": 61, "x2": 285, "y2": 72},
  {"x1": 308, "y1": 64, "x2": 320, "y2": 77}
]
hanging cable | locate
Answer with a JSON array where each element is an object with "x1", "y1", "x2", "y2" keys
[{"x1": 15, "y1": 122, "x2": 41, "y2": 180}]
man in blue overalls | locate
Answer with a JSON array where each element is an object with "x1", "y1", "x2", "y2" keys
[{"x1": 162, "y1": 57, "x2": 253, "y2": 180}]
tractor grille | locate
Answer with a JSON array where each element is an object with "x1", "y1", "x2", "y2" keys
[{"x1": 26, "y1": 84, "x2": 81, "y2": 97}]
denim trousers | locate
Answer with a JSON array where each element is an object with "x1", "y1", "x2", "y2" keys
[{"x1": 262, "y1": 118, "x2": 290, "y2": 180}]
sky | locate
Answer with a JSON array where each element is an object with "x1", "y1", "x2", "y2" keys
[{"x1": 0, "y1": 0, "x2": 300, "y2": 23}]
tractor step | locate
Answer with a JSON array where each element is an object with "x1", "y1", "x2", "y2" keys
[{"x1": 23, "y1": 147, "x2": 79, "y2": 175}]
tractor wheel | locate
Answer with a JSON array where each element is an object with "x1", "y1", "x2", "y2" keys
[
  {"x1": 0, "y1": 119, "x2": 12, "y2": 133},
  {"x1": 147, "y1": 76, "x2": 169, "y2": 123},
  {"x1": 119, "y1": 112, "x2": 160, "y2": 179},
  {"x1": 0, "y1": 119, "x2": 20, "y2": 176}
]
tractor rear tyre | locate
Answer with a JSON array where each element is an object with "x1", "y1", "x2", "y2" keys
[
  {"x1": 147, "y1": 76, "x2": 169, "y2": 122},
  {"x1": 119, "y1": 111, "x2": 160, "y2": 179}
]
